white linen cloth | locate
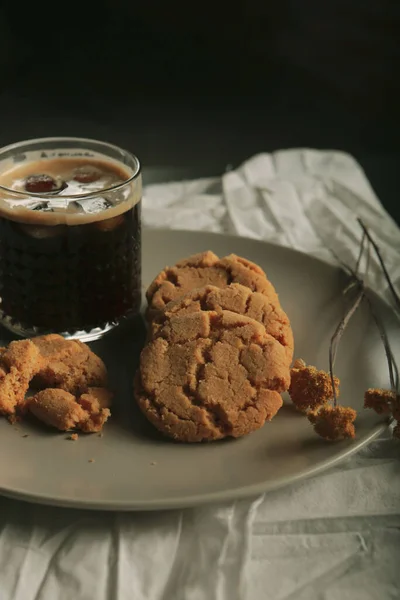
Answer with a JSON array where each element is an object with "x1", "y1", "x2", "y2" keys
[{"x1": 0, "y1": 150, "x2": 399, "y2": 600}]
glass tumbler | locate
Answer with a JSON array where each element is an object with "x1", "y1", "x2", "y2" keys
[{"x1": 0, "y1": 137, "x2": 142, "y2": 341}]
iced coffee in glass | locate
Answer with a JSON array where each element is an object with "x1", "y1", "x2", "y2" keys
[{"x1": 0, "y1": 137, "x2": 142, "y2": 340}]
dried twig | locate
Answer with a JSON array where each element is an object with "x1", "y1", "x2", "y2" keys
[
  {"x1": 365, "y1": 295, "x2": 399, "y2": 394},
  {"x1": 346, "y1": 227, "x2": 398, "y2": 394},
  {"x1": 293, "y1": 219, "x2": 399, "y2": 440},
  {"x1": 325, "y1": 220, "x2": 399, "y2": 409},
  {"x1": 358, "y1": 219, "x2": 400, "y2": 313},
  {"x1": 360, "y1": 232, "x2": 398, "y2": 392},
  {"x1": 364, "y1": 237, "x2": 371, "y2": 286},
  {"x1": 355, "y1": 230, "x2": 367, "y2": 275},
  {"x1": 329, "y1": 288, "x2": 365, "y2": 405}
]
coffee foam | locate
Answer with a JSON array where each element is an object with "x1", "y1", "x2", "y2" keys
[{"x1": 0, "y1": 157, "x2": 141, "y2": 226}]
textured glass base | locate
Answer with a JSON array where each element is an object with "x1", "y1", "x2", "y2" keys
[{"x1": 0, "y1": 312, "x2": 119, "y2": 342}]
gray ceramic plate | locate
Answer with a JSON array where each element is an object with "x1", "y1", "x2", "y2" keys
[{"x1": 0, "y1": 230, "x2": 397, "y2": 511}]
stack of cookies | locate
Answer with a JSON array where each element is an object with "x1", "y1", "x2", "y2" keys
[{"x1": 135, "y1": 251, "x2": 294, "y2": 442}]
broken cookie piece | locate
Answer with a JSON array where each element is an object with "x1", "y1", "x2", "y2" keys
[
  {"x1": 79, "y1": 408, "x2": 111, "y2": 433},
  {"x1": 32, "y1": 334, "x2": 108, "y2": 394},
  {"x1": 77, "y1": 387, "x2": 112, "y2": 433},
  {"x1": 27, "y1": 387, "x2": 112, "y2": 433},
  {"x1": 289, "y1": 359, "x2": 340, "y2": 413},
  {"x1": 0, "y1": 340, "x2": 44, "y2": 415},
  {"x1": 32, "y1": 334, "x2": 73, "y2": 361},
  {"x1": 0, "y1": 335, "x2": 111, "y2": 435},
  {"x1": 0, "y1": 367, "x2": 31, "y2": 415},
  {"x1": 27, "y1": 389, "x2": 88, "y2": 431},
  {"x1": 2, "y1": 340, "x2": 43, "y2": 379},
  {"x1": 78, "y1": 387, "x2": 113, "y2": 413}
]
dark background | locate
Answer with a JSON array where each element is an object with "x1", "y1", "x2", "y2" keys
[{"x1": 1, "y1": 1, "x2": 399, "y2": 222}]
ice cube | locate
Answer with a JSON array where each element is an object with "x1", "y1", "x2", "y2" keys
[
  {"x1": 72, "y1": 197, "x2": 112, "y2": 214},
  {"x1": 5, "y1": 199, "x2": 53, "y2": 211},
  {"x1": 46, "y1": 197, "x2": 68, "y2": 211},
  {"x1": 102, "y1": 185, "x2": 130, "y2": 207},
  {"x1": 30, "y1": 201, "x2": 53, "y2": 212}
]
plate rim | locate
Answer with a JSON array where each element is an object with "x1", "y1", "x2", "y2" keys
[{"x1": 0, "y1": 422, "x2": 388, "y2": 511}]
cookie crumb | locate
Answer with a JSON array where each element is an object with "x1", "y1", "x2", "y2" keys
[
  {"x1": 68, "y1": 433, "x2": 79, "y2": 441},
  {"x1": 88, "y1": 458, "x2": 95, "y2": 463},
  {"x1": 289, "y1": 360, "x2": 339, "y2": 413},
  {"x1": 364, "y1": 388, "x2": 395, "y2": 414},
  {"x1": 308, "y1": 405, "x2": 356, "y2": 441},
  {"x1": 150, "y1": 461, "x2": 157, "y2": 466},
  {"x1": 22, "y1": 434, "x2": 29, "y2": 438},
  {"x1": 98, "y1": 433, "x2": 104, "y2": 438}
]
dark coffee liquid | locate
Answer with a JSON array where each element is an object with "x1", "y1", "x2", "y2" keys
[{"x1": 0, "y1": 157, "x2": 141, "y2": 334}]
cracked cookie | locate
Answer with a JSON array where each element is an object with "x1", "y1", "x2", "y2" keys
[
  {"x1": 151, "y1": 283, "x2": 294, "y2": 361},
  {"x1": 136, "y1": 310, "x2": 290, "y2": 442},
  {"x1": 146, "y1": 251, "x2": 280, "y2": 321},
  {"x1": 31, "y1": 334, "x2": 108, "y2": 394}
]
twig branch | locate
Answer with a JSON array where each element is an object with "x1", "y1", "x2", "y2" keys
[
  {"x1": 365, "y1": 295, "x2": 398, "y2": 393},
  {"x1": 364, "y1": 237, "x2": 371, "y2": 286},
  {"x1": 329, "y1": 287, "x2": 365, "y2": 405},
  {"x1": 357, "y1": 219, "x2": 400, "y2": 313},
  {"x1": 314, "y1": 218, "x2": 399, "y2": 407},
  {"x1": 355, "y1": 230, "x2": 366, "y2": 275}
]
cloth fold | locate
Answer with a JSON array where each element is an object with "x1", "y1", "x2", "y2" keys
[
  {"x1": 0, "y1": 149, "x2": 399, "y2": 600},
  {"x1": 144, "y1": 150, "x2": 400, "y2": 302}
]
